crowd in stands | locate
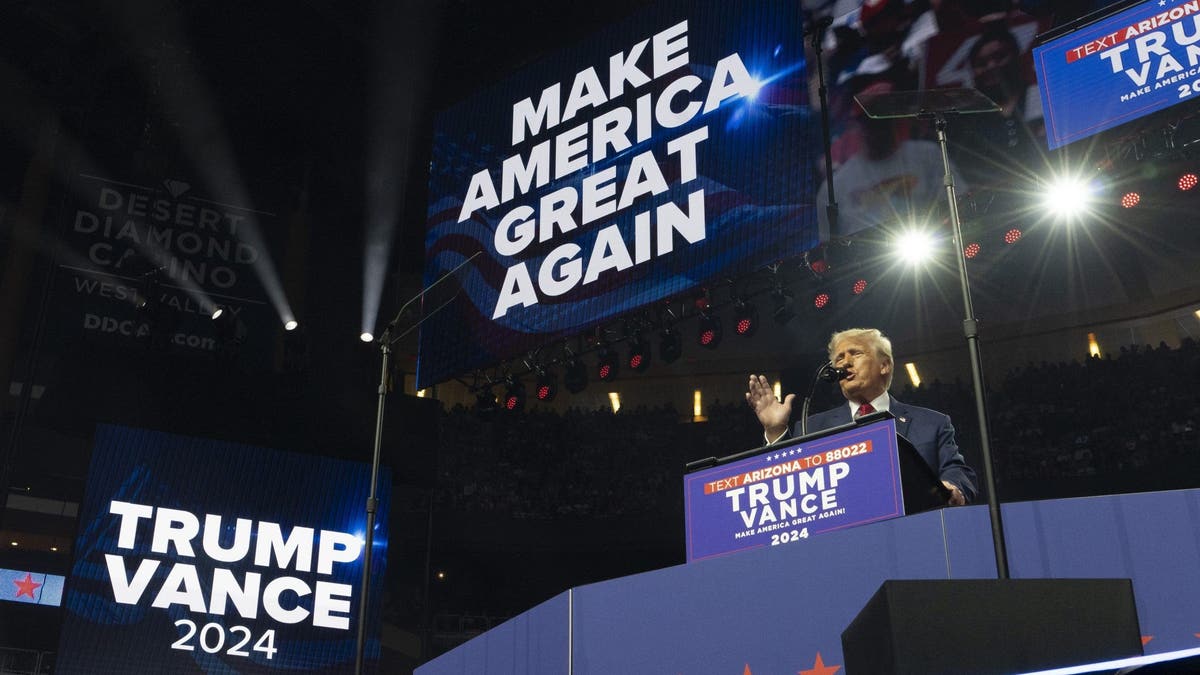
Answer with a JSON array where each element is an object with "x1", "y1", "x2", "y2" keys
[{"x1": 433, "y1": 339, "x2": 1200, "y2": 518}]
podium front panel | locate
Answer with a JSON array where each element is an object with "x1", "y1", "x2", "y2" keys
[{"x1": 683, "y1": 419, "x2": 904, "y2": 562}]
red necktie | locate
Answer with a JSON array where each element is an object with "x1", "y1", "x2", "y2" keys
[{"x1": 856, "y1": 403, "x2": 875, "y2": 418}]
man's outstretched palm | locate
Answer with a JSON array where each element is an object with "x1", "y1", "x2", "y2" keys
[{"x1": 745, "y1": 374, "x2": 793, "y2": 439}]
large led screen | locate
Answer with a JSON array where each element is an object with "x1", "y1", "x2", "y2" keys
[
  {"x1": 419, "y1": 0, "x2": 818, "y2": 387},
  {"x1": 55, "y1": 425, "x2": 390, "y2": 674},
  {"x1": 1035, "y1": 0, "x2": 1200, "y2": 149}
]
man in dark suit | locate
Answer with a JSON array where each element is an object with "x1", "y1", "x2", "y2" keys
[{"x1": 745, "y1": 328, "x2": 977, "y2": 505}]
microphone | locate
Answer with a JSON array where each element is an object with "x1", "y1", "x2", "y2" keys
[
  {"x1": 819, "y1": 362, "x2": 848, "y2": 382},
  {"x1": 801, "y1": 361, "x2": 847, "y2": 436},
  {"x1": 804, "y1": 15, "x2": 834, "y2": 36}
]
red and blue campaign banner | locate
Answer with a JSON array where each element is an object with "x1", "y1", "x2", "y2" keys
[
  {"x1": 683, "y1": 419, "x2": 904, "y2": 562},
  {"x1": 419, "y1": 0, "x2": 818, "y2": 387},
  {"x1": 55, "y1": 425, "x2": 390, "y2": 674},
  {"x1": 1035, "y1": 0, "x2": 1200, "y2": 149}
]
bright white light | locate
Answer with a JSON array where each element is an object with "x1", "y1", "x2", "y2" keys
[
  {"x1": 211, "y1": 307, "x2": 224, "y2": 320},
  {"x1": 360, "y1": 332, "x2": 375, "y2": 343},
  {"x1": 895, "y1": 229, "x2": 936, "y2": 265},
  {"x1": 284, "y1": 320, "x2": 298, "y2": 331},
  {"x1": 1041, "y1": 176, "x2": 1094, "y2": 219},
  {"x1": 748, "y1": 78, "x2": 765, "y2": 100},
  {"x1": 608, "y1": 392, "x2": 621, "y2": 414}
]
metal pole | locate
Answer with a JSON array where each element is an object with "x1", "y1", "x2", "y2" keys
[
  {"x1": 354, "y1": 339, "x2": 391, "y2": 674},
  {"x1": 934, "y1": 115, "x2": 1010, "y2": 579}
]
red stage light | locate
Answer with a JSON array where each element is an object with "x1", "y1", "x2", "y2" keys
[
  {"x1": 809, "y1": 259, "x2": 829, "y2": 275},
  {"x1": 736, "y1": 317, "x2": 753, "y2": 334},
  {"x1": 1004, "y1": 228, "x2": 1022, "y2": 245},
  {"x1": 536, "y1": 384, "x2": 552, "y2": 400},
  {"x1": 504, "y1": 395, "x2": 519, "y2": 410},
  {"x1": 629, "y1": 353, "x2": 643, "y2": 369},
  {"x1": 1180, "y1": 173, "x2": 1198, "y2": 191},
  {"x1": 964, "y1": 242, "x2": 981, "y2": 259},
  {"x1": 1120, "y1": 192, "x2": 1140, "y2": 208},
  {"x1": 814, "y1": 292, "x2": 830, "y2": 309},
  {"x1": 599, "y1": 363, "x2": 612, "y2": 379},
  {"x1": 699, "y1": 329, "x2": 716, "y2": 345},
  {"x1": 852, "y1": 279, "x2": 868, "y2": 295}
]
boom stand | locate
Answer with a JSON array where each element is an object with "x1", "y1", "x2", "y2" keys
[
  {"x1": 853, "y1": 87, "x2": 1009, "y2": 578},
  {"x1": 354, "y1": 252, "x2": 480, "y2": 674}
]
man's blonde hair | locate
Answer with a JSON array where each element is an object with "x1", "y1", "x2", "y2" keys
[{"x1": 827, "y1": 328, "x2": 894, "y2": 389}]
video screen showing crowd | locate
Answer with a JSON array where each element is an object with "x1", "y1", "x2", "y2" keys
[{"x1": 814, "y1": 0, "x2": 1056, "y2": 239}]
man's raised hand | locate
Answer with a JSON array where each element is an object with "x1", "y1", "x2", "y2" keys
[{"x1": 745, "y1": 374, "x2": 793, "y2": 440}]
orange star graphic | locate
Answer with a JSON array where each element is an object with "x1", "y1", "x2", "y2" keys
[
  {"x1": 13, "y1": 572, "x2": 41, "y2": 599},
  {"x1": 799, "y1": 652, "x2": 842, "y2": 675},
  {"x1": 1141, "y1": 636, "x2": 1154, "y2": 646}
]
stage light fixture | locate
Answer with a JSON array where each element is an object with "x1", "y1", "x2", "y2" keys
[
  {"x1": 1004, "y1": 228, "x2": 1023, "y2": 245},
  {"x1": 534, "y1": 370, "x2": 557, "y2": 401},
  {"x1": 895, "y1": 229, "x2": 936, "y2": 265},
  {"x1": 733, "y1": 300, "x2": 758, "y2": 337},
  {"x1": 771, "y1": 287, "x2": 796, "y2": 325},
  {"x1": 1120, "y1": 191, "x2": 1140, "y2": 208},
  {"x1": 852, "y1": 279, "x2": 868, "y2": 295},
  {"x1": 502, "y1": 379, "x2": 526, "y2": 412},
  {"x1": 659, "y1": 329, "x2": 683, "y2": 364},
  {"x1": 211, "y1": 305, "x2": 246, "y2": 348},
  {"x1": 597, "y1": 348, "x2": 619, "y2": 382},
  {"x1": 1040, "y1": 174, "x2": 1095, "y2": 219},
  {"x1": 360, "y1": 332, "x2": 375, "y2": 343},
  {"x1": 1179, "y1": 173, "x2": 1198, "y2": 191},
  {"x1": 284, "y1": 319, "x2": 299, "y2": 331},
  {"x1": 627, "y1": 337, "x2": 651, "y2": 372},
  {"x1": 964, "y1": 242, "x2": 981, "y2": 259},
  {"x1": 564, "y1": 357, "x2": 588, "y2": 393},
  {"x1": 696, "y1": 314, "x2": 722, "y2": 349},
  {"x1": 813, "y1": 292, "x2": 831, "y2": 310},
  {"x1": 475, "y1": 388, "x2": 497, "y2": 413}
]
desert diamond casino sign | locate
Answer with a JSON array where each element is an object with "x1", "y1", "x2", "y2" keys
[
  {"x1": 56, "y1": 426, "x2": 390, "y2": 674},
  {"x1": 56, "y1": 172, "x2": 280, "y2": 357}
]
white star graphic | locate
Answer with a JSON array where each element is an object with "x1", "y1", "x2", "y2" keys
[{"x1": 1161, "y1": 0, "x2": 1167, "y2": 5}]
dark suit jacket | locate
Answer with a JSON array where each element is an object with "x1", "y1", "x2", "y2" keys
[{"x1": 798, "y1": 398, "x2": 978, "y2": 503}]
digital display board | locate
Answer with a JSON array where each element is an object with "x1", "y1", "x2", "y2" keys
[
  {"x1": 1035, "y1": 0, "x2": 1200, "y2": 149},
  {"x1": 1, "y1": 567, "x2": 65, "y2": 607},
  {"x1": 55, "y1": 425, "x2": 390, "y2": 674},
  {"x1": 419, "y1": 0, "x2": 818, "y2": 387}
]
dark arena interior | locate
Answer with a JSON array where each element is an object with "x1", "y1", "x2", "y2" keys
[{"x1": 1, "y1": 0, "x2": 1199, "y2": 673}]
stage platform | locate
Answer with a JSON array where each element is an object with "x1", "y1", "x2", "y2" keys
[{"x1": 417, "y1": 488, "x2": 1200, "y2": 674}]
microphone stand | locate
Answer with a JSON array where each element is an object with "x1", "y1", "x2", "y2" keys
[
  {"x1": 353, "y1": 251, "x2": 480, "y2": 675},
  {"x1": 808, "y1": 14, "x2": 840, "y2": 236}
]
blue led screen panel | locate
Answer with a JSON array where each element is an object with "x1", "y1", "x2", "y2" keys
[
  {"x1": 419, "y1": 0, "x2": 818, "y2": 387},
  {"x1": 1035, "y1": 0, "x2": 1200, "y2": 149},
  {"x1": 55, "y1": 425, "x2": 390, "y2": 674}
]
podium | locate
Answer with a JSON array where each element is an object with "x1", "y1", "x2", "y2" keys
[{"x1": 682, "y1": 413, "x2": 948, "y2": 562}]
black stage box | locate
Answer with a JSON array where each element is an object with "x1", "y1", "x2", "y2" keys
[{"x1": 841, "y1": 579, "x2": 1142, "y2": 675}]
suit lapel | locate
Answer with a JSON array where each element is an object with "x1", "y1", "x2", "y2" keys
[{"x1": 889, "y1": 398, "x2": 913, "y2": 438}]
